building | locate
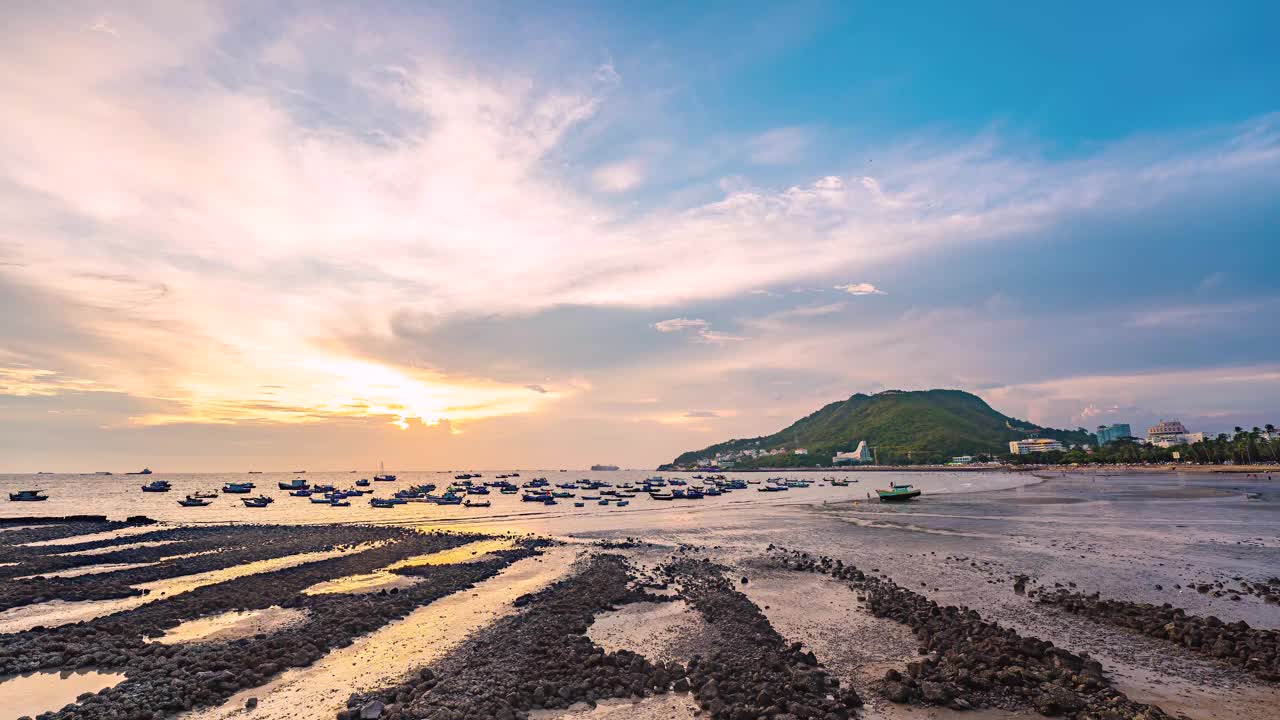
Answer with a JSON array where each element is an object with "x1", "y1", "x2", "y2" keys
[
  {"x1": 1094, "y1": 423, "x2": 1132, "y2": 445},
  {"x1": 833, "y1": 440, "x2": 873, "y2": 464},
  {"x1": 793, "y1": 448, "x2": 808, "y2": 455},
  {"x1": 1008, "y1": 438, "x2": 1066, "y2": 455},
  {"x1": 948, "y1": 456, "x2": 976, "y2": 465},
  {"x1": 1147, "y1": 419, "x2": 1189, "y2": 447}
]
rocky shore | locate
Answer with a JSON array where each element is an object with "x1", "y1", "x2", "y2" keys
[
  {"x1": 766, "y1": 547, "x2": 1176, "y2": 719},
  {"x1": 0, "y1": 524, "x2": 550, "y2": 720},
  {"x1": 0, "y1": 524, "x2": 407, "y2": 611},
  {"x1": 1037, "y1": 589, "x2": 1280, "y2": 682}
]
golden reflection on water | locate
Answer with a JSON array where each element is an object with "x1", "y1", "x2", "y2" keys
[
  {"x1": 302, "y1": 538, "x2": 516, "y2": 595},
  {"x1": 0, "y1": 670, "x2": 127, "y2": 719}
]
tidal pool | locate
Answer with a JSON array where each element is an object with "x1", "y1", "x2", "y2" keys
[{"x1": 0, "y1": 669, "x2": 126, "y2": 719}]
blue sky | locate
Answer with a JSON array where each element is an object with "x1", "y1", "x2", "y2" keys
[{"x1": 0, "y1": 1, "x2": 1276, "y2": 471}]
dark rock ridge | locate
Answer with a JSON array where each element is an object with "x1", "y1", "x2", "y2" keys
[
  {"x1": 769, "y1": 547, "x2": 1174, "y2": 719},
  {"x1": 342, "y1": 553, "x2": 670, "y2": 720},
  {"x1": 0, "y1": 524, "x2": 415, "y2": 611},
  {"x1": 0, "y1": 525, "x2": 546, "y2": 720},
  {"x1": 664, "y1": 557, "x2": 863, "y2": 719},
  {"x1": 1038, "y1": 589, "x2": 1280, "y2": 682}
]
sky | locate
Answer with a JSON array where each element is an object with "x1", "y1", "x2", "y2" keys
[{"x1": 1, "y1": 1, "x2": 1278, "y2": 472}]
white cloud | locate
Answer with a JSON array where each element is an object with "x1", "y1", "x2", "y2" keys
[
  {"x1": 748, "y1": 126, "x2": 811, "y2": 165},
  {"x1": 652, "y1": 317, "x2": 709, "y2": 333},
  {"x1": 592, "y1": 160, "x2": 645, "y2": 192},
  {"x1": 835, "y1": 282, "x2": 886, "y2": 296},
  {"x1": 651, "y1": 317, "x2": 742, "y2": 344}
]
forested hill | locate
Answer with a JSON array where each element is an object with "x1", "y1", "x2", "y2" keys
[{"x1": 663, "y1": 389, "x2": 1093, "y2": 468}]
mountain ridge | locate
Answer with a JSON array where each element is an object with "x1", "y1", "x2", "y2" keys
[{"x1": 661, "y1": 389, "x2": 1092, "y2": 468}]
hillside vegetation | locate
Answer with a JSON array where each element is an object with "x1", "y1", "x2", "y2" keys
[{"x1": 663, "y1": 389, "x2": 1093, "y2": 468}]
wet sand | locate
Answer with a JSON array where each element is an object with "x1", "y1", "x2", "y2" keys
[{"x1": 150, "y1": 606, "x2": 309, "y2": 645}]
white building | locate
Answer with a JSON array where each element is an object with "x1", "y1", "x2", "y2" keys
[
  {"x1": 1008, "y1": 438, "x2": 1066, "y2": 455},
  {"x1": 833, "y1": 440, "x2": 873, "y2": 464},
  {"x1": 1147, "y1": 419, "x2": 1191, "y2": 448},
  {"x1": 793, "y1": 448, "x2": 808, "y2": 455}
]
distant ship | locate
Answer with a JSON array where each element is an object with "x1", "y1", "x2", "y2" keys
[
  {"x1": 94, "y1": 471, "x2": 113, "y2": 476},
  {"x1": 590, "y1": 464, "x2": 620, "y2": 471},
  {"x1": 126, "y1": 467, "x2": 153, "y2": 475}
]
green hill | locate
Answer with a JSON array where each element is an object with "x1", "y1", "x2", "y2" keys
[{"x1": 661, "y1": 389, "x2": 1093, "y2": 468}]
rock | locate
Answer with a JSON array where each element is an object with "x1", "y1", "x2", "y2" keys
[
  {"x1": 360, "y1": 700, "x2": 385, "y2": 719},
  {"x1": 245, "y1": 698, "x2": 258, "y2": 710}
]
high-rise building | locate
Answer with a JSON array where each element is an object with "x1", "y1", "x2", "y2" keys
[{"x1": 1094, "y1": 423, "x2": 1132, "y2": 445}]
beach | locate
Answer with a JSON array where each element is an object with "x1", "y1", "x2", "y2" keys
[{"x1": 1, "y1": 469, "x2": 1276, "y2": 720}]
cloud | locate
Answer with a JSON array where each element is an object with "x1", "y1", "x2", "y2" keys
[
  {"x1": 835, "y1": 282, "x2": 887, "y2": 296},
  {"x1": 525, "y1": 384, "x2": 549, "y2": 394},
  {"x1": 1198, "y1": 271, "x2": 1227, "y2": 291},
  {"x1": 652, "y1": 317, "x2": 709, "y2": 333},
  {"x1": 748, "y1": 126, "x2": 811, "y2": 165},
  {"x1": 592, "y1": 160, "x2": 644, "y2": 192},
  {"x1": 684, "y1": 410, "x2": 720, "y2": 418},
  {"x1": 652, "y1": 317, "x2": 743, "y2": 344}
]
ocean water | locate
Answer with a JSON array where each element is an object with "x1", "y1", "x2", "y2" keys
[{"x1": 0, "y1": 468, "x2": 1024, "y2": 527}]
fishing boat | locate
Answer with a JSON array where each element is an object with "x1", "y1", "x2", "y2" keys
[
  {"x1": 141, "y1": 480, "x2": 172, "y2": 492},
  {"x1": 241, "y1": 497, "x2": 271, "y2": 508},
  {"x1": 373, "y1": 461, "x2": 396, "y2": 482},
  {"x1": 650, "y1": 492, "x2": 674, "y2": 501},
  {"x1": 9, "y1": 489, "x2": 48, "y2": 502},
  {"x1": 289, "y1": 489, "x2": 314, "y2": 497},
  {"x1": 573, "y1": 502, "x2": 585, "y2": 507},
  {"x1": 222, "y1": 482, "x2": 253, "y2": 494},
  {"x1": 369, "y1": 497, "x2": 399, "y2": 508},
  {"x1": 177, "y1": 496, "x2": 212, "y2": 507},
  {"x1": 355, "y1": 478, "x2": 370, "y2": 487},
  {"x1": 617, "y1": 500, "x2": 629, "y2": 507},
  {"x1": 278, "y1": 478, "x2": 309, "y2": 491},
  {"x1": 757, "y1": 485, "x2": 787, "y2": 492},
  {"x1": 876, "y1": 483, "x2": 922, "y2": 502},
  {"x1": 191, "y1": 490, "x2": 219, "y2": 499},
  {"x1": 127, "y1": 467, "x2": 153, "y2": 475},
  {"x1": 328, "y1": 498, "x2": 351, "y2": 507},
  {"x1": 310, "y1": 495, "x2": 332, "y2": 504},
  {"x1": 463, "y1": 499, "x2": 491, "y2": 508}
]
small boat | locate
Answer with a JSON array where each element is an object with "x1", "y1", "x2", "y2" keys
[
  {"x1": 222, "y1": 482, "x2": 253, "y2": 494},
  {"x1": 467, "y1": 486, "x2": 491, "y2": 495},
  {"x1": 463, "y1": 499, "x2": 491, "y2": 508},
  {"x1": 289, "y1": 489, "x2": 314, "y2": 497},
  {"x1": 373, "y1": 461, "x2": 396, "y2": 481},
  {"x1": 278, "y1": 478, "x2": 309, "y2": 490},
  {"x1": 177, "y1": 496, "x2": 211, "y2": 507},
  {"x1": 369, "y1": 497, "x2": 399, "y2": 508},
  {"x1": 127, "y1": 468, "x2": 153, "y2": 475},
  {"x1": 650, "y1": 493, "x2": 674, "y2": 501},
  {"x1": 573, "y1": 502, "x2": 585, "y2": 507},
  {"x1": 328, "y1": 499, "x2": 351, "y2": 507},
  {"x1": 191, "y1": 490, "x2": 219, "y2": 499},
  {"x1": 292, "y1": 470, "x2": 307, "y2": 474},
  {"x1": 757, "y1": 485, "x2": 787, "y2": 492},
  {"x1": 355, "y1": 478, "x2": 370, "y2": 487},
  {"x1": 9, "y1": 489, "x2": 48, "y2": 502},
  {"x1": 617, "y1": 500, "x2": 629, "y2": 507},
  {"x1": 597, "y1": 499, "x2": 610, "y2": 505},
  {"x1": 241, "y1": 497, "x2": 271, "y2": 508},
  {"x1": 247, "y1": 471, "x2": 263, "y2": 474},
  {"x1": 310, "y1": 495, "x2": 333, "y2": 504},
  {"x1": 141, "y1": 480, "x2": 172, "y2": 492},
  {"x1": 876, "y1": 484, "x2": 922, "y2": 502}
]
